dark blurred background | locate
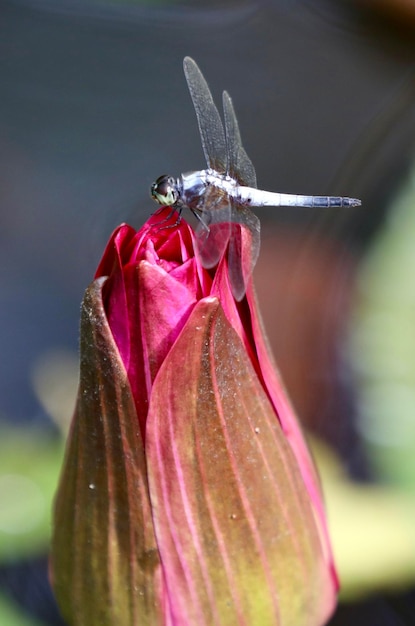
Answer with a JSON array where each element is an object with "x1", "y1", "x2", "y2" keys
[{"x1": 1, "y1": 0, "x2": 415, "y2": 623}]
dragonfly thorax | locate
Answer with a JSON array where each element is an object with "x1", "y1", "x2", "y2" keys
[{"x1": 180, "y1": 169, "x2": 238, "y2": 210}]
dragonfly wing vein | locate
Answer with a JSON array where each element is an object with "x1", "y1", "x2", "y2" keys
[
  {"x1": 194, "y1": 186, "x2": 231, "y2": 269},
  {"x1": 183, "y1": 57, "x2": 227, "y2": 174},
  {"x1": 222, "y1": 91, "x2": 257, "y2": 189},
  {"x1": 227, "y1": 203, "x2": 261, "y2": 300}
]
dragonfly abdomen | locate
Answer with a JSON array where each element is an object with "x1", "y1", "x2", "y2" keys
[
  {"x1": 237, "y1": 187, "x2": 361, "y2": 208},
  {"x1": 297, "y1": 195, "x2": 361, "y2": 208}
]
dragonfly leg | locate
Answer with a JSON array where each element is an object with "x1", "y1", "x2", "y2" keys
[
  {"x1": 191, "y1": 208, "x2": 210, "y2": 235},
  {"x1": 151, "y1": 206, "x2": 183, "y2": 231}
]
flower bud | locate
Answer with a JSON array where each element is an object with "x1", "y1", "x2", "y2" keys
[{"x1": 51, "y1": 210, "x2": 337, "y2": 625}]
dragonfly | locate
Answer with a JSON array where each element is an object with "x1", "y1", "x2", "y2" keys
[{"x1": 151, "y1": 56, "x2": 361, "y2": 301}]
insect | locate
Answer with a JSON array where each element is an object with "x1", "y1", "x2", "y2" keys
[{"x1": 151, "y1": 57, "x2": 361, "y2": 301}]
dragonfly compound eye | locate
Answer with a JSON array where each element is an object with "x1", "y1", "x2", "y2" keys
[{"x1": 150, "y1": 175, "x2": 178, "y2": 206}]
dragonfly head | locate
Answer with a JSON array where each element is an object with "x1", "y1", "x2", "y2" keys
[{"x1": 151, "y1": 175, "x2": 179, "y2": 206}]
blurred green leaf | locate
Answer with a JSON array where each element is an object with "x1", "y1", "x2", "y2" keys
[
  {"x1": 0, "y1": 427, "x2": 64, "y2": 559},
  {"x1": 0, "y1": 592, "x2": 46, "y2": 626},
  {"x1": 312, "y1": 438, "x2": 415, "y2": 599},
  {"x1": 351, "y1": 158, "x2": 415, "y2": 489}
]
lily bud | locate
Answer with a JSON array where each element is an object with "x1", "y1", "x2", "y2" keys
[{"x1": 51, "y1": 209, "x2": 338, "y2": 625}]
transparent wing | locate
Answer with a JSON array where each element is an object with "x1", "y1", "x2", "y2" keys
[
  {"x1": 222, "y1": 90, "x2": 259, "y2": 298},
  {"x1": 183, "y1": 57, "x2": 227, "y2": 174},
  {"x1": 184, "y1": 58, "x2": 260, "y2": 300},
  {"x1": 194, "y1": 186, "x2": 231, "y2": 269},
  {"x1": 222, "y1": 91, "x2": 257, "y2": 189},
  {"x1": 227, "y1": 203, "x2": 260, "y2": 301}
]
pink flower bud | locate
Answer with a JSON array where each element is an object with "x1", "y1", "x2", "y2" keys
[{"x1": 51, "y1": 209, "x2": 337, "y2": 625}]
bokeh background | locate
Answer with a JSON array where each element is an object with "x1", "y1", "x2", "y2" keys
[{"x1": 1, "y1": 0, "x2": 415, "y2": 623}]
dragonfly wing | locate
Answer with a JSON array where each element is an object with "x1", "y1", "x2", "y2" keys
[
  {"x1": 222, "y1": 91, "x2": 257, "y2": 189},
  {"x1": 183, "y1": 59, "x2": 260, "y2": 300},
  {"x1": 222, "y1": 91, "x2": 259, "y2": 299},
  {"x1": 183, "y1": 57, "x2": 227, "y2": 174},
  {"x1": 194, "y1": 186, "x2": 231, "y2": 269},
  {"x1": 227, "y1": 203, "x2": 261, "y2": 301}
]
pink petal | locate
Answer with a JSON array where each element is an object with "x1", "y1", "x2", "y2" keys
[
  {"x1": 125, "y1": 260, "x2": 198, "y2": 437},
  {"x1": 247, "y1": 285, "x2": 339, "y2": 590},
  {"x1": 146, "y1": 297, "x2": 336, "y2": 626}
]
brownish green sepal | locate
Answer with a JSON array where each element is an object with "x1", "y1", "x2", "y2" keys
[{"x1": 50, "y1": 278, "x2": 164, "y2": 626}]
